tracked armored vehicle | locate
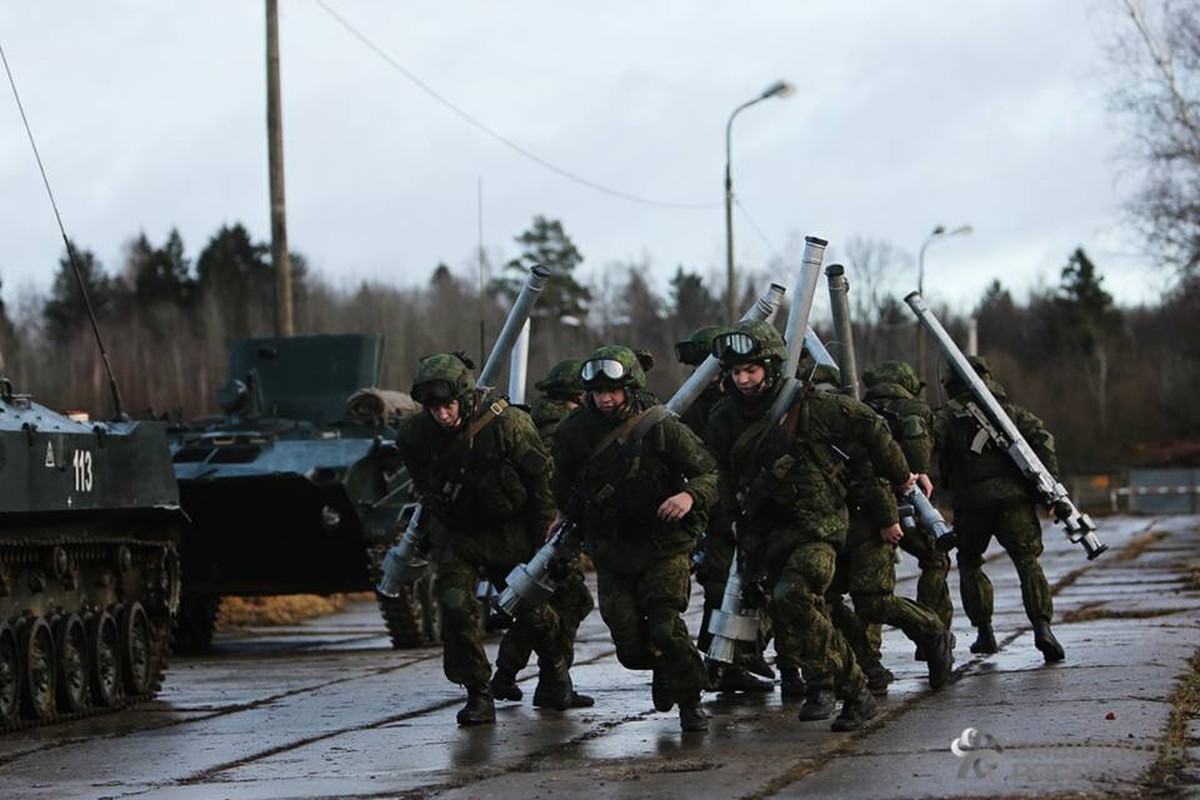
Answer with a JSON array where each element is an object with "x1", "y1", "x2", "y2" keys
[
  {"x1": 0, "y1": 375, "x2": 182, "y2": 730},
  {"x1": 169, "y1": 333, "x2": 432, "y2": 651}
]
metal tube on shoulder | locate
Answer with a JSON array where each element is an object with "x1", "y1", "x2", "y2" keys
[
  {"x1": 904, "y1": 291, "x2": 1107, "y2": 560},
  {"x1": 478, "y1": 264, "x2": 551, "y2": 389},
  {"x1": 825, "y1": 263, "x2": 860, "y2": 400}
]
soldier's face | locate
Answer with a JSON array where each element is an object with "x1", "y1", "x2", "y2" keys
[
  {"x1": 429, "y1": 399, "x2": 461, "y2": 428},
  {"x1": 591, "y1": 387, "x2": 627, "y2": 415},
  {"x1": 732, "y1": 363, "x2": 768, "y2": 396}
]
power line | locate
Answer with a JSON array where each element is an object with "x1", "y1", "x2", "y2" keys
[{"x1": 313, "y1": 0, "x2": 719, "y2": 211}]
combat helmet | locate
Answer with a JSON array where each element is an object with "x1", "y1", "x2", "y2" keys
[
  {"x1": 411, "y1": 351, "x2": 476, "y2": 406},
  {"x1": 674, "y1": 325, "x2": 727, "y2": 367},
  {"x1": 579, "y1": 345, "x2": 646, "y2": 392},
  {"x1": 863, "y1": 360, "x2": 923, "y2": 396},
  {"x1": 534, "y1": 358, "x2": 584, "y2": 398},
  {"x1": 807, "y1": 361, "x2": 842, "y2": 387},
  {"x1": 941, "y1": 354, "x2": 993, "y2": 398},
  {"x1": 711, "y1": 319, "x2": 788, "y2": 375}
]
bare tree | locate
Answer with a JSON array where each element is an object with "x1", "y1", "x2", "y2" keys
[{"x1": 1105, "y1": 0, "x2": 1200, "y2": 277}]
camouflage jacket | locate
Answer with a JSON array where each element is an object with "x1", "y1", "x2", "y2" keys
[
  {"x1": 529, "y1": 395, "x2": 575, "y2": 447},
  {"x1": 552, "y1": 395, "x2": 718, "y2": 572},
  {"x1": 705, "y1": 380, "x2": 909, "y2": 561},
  {"x1": 679, "y1": 381, "x2": 724, "y2": 439},
  {"x1": 863, "y1": 382, "x2": 934, "y2": 474},
  {"x1": 395, "y1": 391, "x2": 555, "y2": 549},
  {"x1": 933, "y1": 385, "x2": 1060, "y2": 509}
]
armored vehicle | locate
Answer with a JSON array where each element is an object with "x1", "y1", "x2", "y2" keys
[
  {"x1": 0, "y1": 375, "x2": 182, "y2": 729},
  {"x1": 169, "y1": 334, "x2": 431, "y2": 651}
]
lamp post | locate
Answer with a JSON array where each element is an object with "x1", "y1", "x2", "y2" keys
[
  {"x1": 915, "y1": 223, "x2": 973, "y2": 383},
  {"x1": 725, "y1": 79, "x2": 794, "y2": 323}
]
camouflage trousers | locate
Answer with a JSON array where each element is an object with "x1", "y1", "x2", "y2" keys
[
  {"x1": 955, "y1": 501, "x2": 1053, "y2": 627},
  {"x1": 435, "y1": 548, "x2": 560, "y2": 691},
  {"x1": 495, "y1": 559, "x2": 594, "y2": 675},
  {"x1": 898, "y1": 523, "x2": 954, "y2": 630},
  {"x1": 828, "y1": 524, "x2": 944, "y2": 672},
  {"x1": 767, "y1": 540, "x2": 867, "y2": 699},
  {"x1": 596, "y1": 553, "x2": 708, "y2": 703}
]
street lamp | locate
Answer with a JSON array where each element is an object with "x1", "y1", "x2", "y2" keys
[
  {"x1": 725, "y1": 79, "x2": 795, "y2": 323},
  {"x1": 916, "y1": 223, "x2": 973, "y2": 296},
  {"x1": 915, "y1": 223, "x2": 973, "y2": 384}
]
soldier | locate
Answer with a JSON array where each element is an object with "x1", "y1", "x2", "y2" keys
[
  {"x1": 820, "y1": 359, "x2": 955, "y2": 696},
  {"x1": 861, "y1": 361, "x2": 954, "y2": 653},
  {"x1": 490, "y1": 358, "x2": 595, "y2": 709},
  {"x1": 674, "y1": 327, "x2": 774, "y2": 695},
  {"x1": 934, "y1": 355, "x2": 1066, "y2": 662},
  {"x1": 552, "y1": 345, "x2": 717, "y2": 733},
  {"x1": 705, "y1": 320, "x2": 916, "y2": 731},
  {"x1": 395, "y1": 352, "x2": 582, "y2": 725}
]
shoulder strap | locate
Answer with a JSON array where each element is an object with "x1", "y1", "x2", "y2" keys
[{"x1": 589, "y1": 404, "x2": 669, "y2": 458}]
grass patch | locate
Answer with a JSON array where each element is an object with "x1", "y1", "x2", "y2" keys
[
  {"x1": 1061, "y1": 602, "x2": 1192, "y2": 623},
  {"x1": 1117, "y1": 530, "x2": 1168, "y2": 562},
  {"x1": 1143, "y1": 648, "x2": 1200, "y2": 795},
  {"x1": 215, "y1": 592, "x2": 373, "y2": 628}
]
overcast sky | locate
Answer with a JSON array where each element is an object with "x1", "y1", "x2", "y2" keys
[{"x1": 0, "y1": 1, "x2": 1155, "y2": 322}]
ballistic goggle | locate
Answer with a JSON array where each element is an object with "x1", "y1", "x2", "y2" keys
[
  {"x1": 411, "y1": 379, "x2": 455, "y2": 406},
  {"x1": 580, "y1": 358, "x2": 629, "y2": 384},
  {"x1": 711, "y1": 332, "x2": 763, "y2": 361},
  {"x1": 674, "y1": 340, "x2": 709, "y2": 367}
]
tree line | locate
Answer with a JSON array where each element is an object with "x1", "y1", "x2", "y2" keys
[{"x1": 0, "y1": 214, "x2": 1196, "y2": 477}]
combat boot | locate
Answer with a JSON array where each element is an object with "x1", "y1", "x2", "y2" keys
[
  {"x1": 530, "y1": 659, "x2": 577, "y2": 710},
  {"x1": 651, "y1": 670, "x2": 674, "y2": 712},
  {"x1": 865, "y1": 663, "x2": 894, "y2": 697},
  {"x1": 923, "y1": 630, "x2": 957, "y2": 690},
  {"x1": 913, "y1": 643, "x2": 927, "y2": 662},
  {"x1": 970, "y1": 623, "x2": 998, "y2": 654},
  {"x1": 717, "y1": 665, "x2": 774, "y2": 694},
  {"x1": 831, "y1": 688, "x2": 878, "y2": 732},
  {"x1": 490, "y1": 668, "x2": 523, "y2": 702},
  {"x1": 779, "y1": 667, "x2": 806, "y2": 700},
  {"x1": 796, "y1": 687, "x2": 837, "y2": 721},
  {"x1": 1033, "y1": 621, "x2": 1066, "y2": 663},
  {"x1": 455, "y1": 687, "x2": 496, "y2": 726},
  {"x1": 678, "y1": 698, "x2": 709, "y2": 733}
]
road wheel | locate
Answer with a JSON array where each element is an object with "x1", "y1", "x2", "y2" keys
[
  {"x1": 120, "y1": 602, "x2": 153, "y2": 696},
  {"x1": 0, "y1": 623, "x2": 20, "y2": 725},
  {"x1": 19, "y1": 616, "x2": 56, "y2": 721},
  {"x1": 53, "y1": 614, "x2": 89, "y2": 713},
  {"x1": 88, "y1": 611, "x2": 122, "y2": 708}
]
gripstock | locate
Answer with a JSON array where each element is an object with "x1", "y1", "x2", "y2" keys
[
  {"x1": 494, "y1": 280, "x2": 789, "y2": 619},
  {"x1": 707, "y1": 235, "x2": 828, "y2": 666},
  {"x1": 375, "y1": 264, "x2": 553, "y2": 595},
  {"x1": 904, "y1": 291, "x2": 1107, "y2": 560}
]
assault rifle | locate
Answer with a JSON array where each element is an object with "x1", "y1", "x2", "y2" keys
[
  {"x1": 905, "y1": 292, "x2": 1107, "y2": 560},
  {"x1": 493, "y1": 281, "x2": 789, "y2": 619}
]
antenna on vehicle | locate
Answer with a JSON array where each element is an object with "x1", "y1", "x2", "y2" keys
[{"x1": 1, "y1": 42, "x2": 127, "y2": 420}]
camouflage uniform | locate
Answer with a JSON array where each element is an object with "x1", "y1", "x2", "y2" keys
[
  {"x1": 396, "y1": 353, "x2": 573, "y2": 725},
  {"x1": 933, "y1": 356, "x2": 1065, "y2": 662},
  {"x1": 705, "y1": 321, "x2": 912, "y2": 730},
  {"x1": 553, "y1": 346, "x2": 717, "y2": 732},
  {"x1": 491, "y1": 359, "x2": 596, "y2": 707}
]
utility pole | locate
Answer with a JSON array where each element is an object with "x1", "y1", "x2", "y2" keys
[{"x1": 266, "y1": 0, "x2": 294, "y2": 337}]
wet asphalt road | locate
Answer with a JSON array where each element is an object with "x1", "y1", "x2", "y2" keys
[{"x1": 0, "y1": 514, "x2": 1197, "y2": 799}]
